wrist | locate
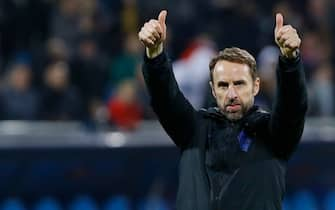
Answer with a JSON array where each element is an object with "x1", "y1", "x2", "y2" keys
[
  {"x1": 280, "y1": 48, "x2": 299, "y2": 60},
  {"x1": 146, "y1": 43, "x2": 164, "y2": 59}
]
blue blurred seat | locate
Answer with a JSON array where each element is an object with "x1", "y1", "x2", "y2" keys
[
  {"x1": 1, "y1": 198, "x2": 26, "y2": 210},
  {"x1": 103, "y1": 195, "x2": 131, "y2": 210},
  {"x1": 68, "y1": 195, "x2": 98, "y2": 210},
  {"x1": 324, "y1": 190, "x2": 335, "y2": 210},
  {"x1": 137, "y1": 196, "x2": 169, "y2": 210},
  {"x1": 33, "y1": 197, "x2": 63, "y2": 210},
  {"x1": 291, "y1": 190, "x2": 318, "y2": 210},
  {"x1": 282, "y1": 196, "x2": 291, "y2": 210}
]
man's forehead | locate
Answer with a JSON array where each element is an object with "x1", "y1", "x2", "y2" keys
[
  {"x1": 213, "y1": 60, "x2": 252, "y2": 80},
  {"x1": 214, "y1": 60, "x2": 249, "y2": 71}
]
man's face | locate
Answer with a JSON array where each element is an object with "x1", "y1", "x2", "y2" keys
[{"x1": 210, "y1": 60, "x2": 260, "y2": 121}]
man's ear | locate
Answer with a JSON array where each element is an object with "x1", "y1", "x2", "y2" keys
[
  {"x1": 210, "y1": 81, "x2": 217, "y2": 99},
  {"x1": 253, "y1": 77, "x2": 260, "y2": 96}
]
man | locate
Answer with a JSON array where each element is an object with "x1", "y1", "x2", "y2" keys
[{"x1": 138, "y1": 10, "x2": 307, "y2": 210}]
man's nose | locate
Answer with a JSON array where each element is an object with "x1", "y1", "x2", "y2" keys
[{"x1": 227, "y1": 86, "x2": 238, "y2": 99}]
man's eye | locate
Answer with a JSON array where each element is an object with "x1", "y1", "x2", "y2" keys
[
  {"x1": 218, "y1": 82, "x2": 228, "y2": 88},
  {"x1": 235, "y1": 81, "x2": 245, "y2": 86}
]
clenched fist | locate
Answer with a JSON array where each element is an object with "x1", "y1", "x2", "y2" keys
[
  {"x1": 138, "y1": 10, "x2": 167, "y2": 58},
  {"x1": 274, "y1": 13, "x2": 301, "y2": 59}
]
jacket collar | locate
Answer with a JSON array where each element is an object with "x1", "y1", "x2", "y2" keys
[
  {"x1": 200, "y1": 105, "x2": 265, "y2": 122},
  {"x1": 200, "y1": 105, "x2": 270, "y2": 136}
]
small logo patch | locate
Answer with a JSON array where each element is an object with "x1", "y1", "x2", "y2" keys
[{"x1": 238, "y1": 130, "x2": 252, "y2": 152}]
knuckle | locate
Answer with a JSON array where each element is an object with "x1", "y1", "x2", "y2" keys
[
  {"x1": 146, "y1": 27, "x2": 153, "y2": 32},
  {"x1": 149, "y1": 19, "x2": 157, "y2": 25},
  {"x1": 153, "y1": 23, "x2": 161, "y2": 30},
  {"x1": 149, "y1": 30, "x2": 156, "y2": 36},
  {"x1": 150, "y1": 27, "x2": 157, "y2": 33}
]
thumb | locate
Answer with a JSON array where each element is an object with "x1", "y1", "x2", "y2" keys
[
  {"x1": 275, "y1": 13, "x2": 283, "y2": 32},
  {"x1": 158, "y1": 10, "x2": 167, "y2": 27}
]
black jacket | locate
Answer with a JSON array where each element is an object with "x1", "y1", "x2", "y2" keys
[{"x1": 142, "y1": 51, "x2": 307, "y2": 210}]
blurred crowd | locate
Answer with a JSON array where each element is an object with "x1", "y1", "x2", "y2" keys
[{"x1": 0, "y1": 0, "x2": 335, "y2": 130}]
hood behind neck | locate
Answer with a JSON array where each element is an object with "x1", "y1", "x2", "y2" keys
[{"x1": 201, "y1": 105, "x2": 263, "y2": 121}]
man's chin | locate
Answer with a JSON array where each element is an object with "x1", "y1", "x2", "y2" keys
[{"x1": 224, "y1": 112, "x2": 243, "y2": 121}]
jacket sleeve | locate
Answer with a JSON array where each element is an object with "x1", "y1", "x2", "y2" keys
[
  {"x1": 142, "y1": 51, "x2": 197, "y2": 148},
  {"x1": 268, "y1": 55, "x2": 308, "y2": 160}
]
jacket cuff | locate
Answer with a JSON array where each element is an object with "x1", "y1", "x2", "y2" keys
[
  {"x1": 144, "y1": 51, "x2": 168, "y2": 66},
  {"x1": 278, "y1": 54, "x2": 301, "y2": 72}
]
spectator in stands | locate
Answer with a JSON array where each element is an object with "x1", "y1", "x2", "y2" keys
[
  {"x1": 108, "y1": 33, "x2": 142, "y2": 91},
  {"x1": 134, "y1": 65, "x2": 157, "y2": 119},
  {"x1": 71, "y1": 36, "x2": 108, "y2": 122},
  {"x1": 309, "y1": 63, "x2": 335, "y2": 116},
  {"x1": 173, "y1": 34, "x2": 216, "y2": 109},
  {"x1": 77, "y1": 0, "x2": 99, "y2": 35},
  {"x1": 306, "y1": 0, "x2": 330, "y2": 30},
  {"x1": 108, "y1": 79, "x2": 142, "y2": 130},
  {"x1": 0, "y1": 62, "x2": 39, "y2": 120},
  {"x1": 256, "y1": 45, "x2": 280, "y2": 109},
  {"x1": 300, "y1": 31, "x2": 331, "y2": 81},
  {"x1": 273, "y1": 1, "x2": 302, "y2": 29},
  {"x1": 50, "y1": 0, "x2": 81, "y2": 56},
  {"x1": 39, "y1": 62, "x2": 83, "y2": 120},
  {"x1": 33, "y1": 37, "x2": 70, "y2": 87},
  {"x1": 121, "y1": 0, "x2": 139, "y2": 34}
]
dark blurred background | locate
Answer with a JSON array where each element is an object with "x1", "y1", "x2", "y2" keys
[{"x1": 0, "y1": 0, "x2": 335, "y2": 209}]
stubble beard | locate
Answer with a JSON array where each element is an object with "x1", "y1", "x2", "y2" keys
[
  {"x1": 224, "y1": 110, "x2": 244, "y2": 121},
  {"x1": 220, "y1": 101, "x2": 252, "y2": 121}
]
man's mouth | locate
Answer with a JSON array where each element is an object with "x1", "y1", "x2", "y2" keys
[{"x1": 226, "y1": 104, "x2": 241, "y2": 112}]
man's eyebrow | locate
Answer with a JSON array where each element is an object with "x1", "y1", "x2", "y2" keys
[
  {"x1": 234, "y1": 80, "x2": 246, "y2": 84},
  {"x1": 217, "y1": 81, "x2": 228, "y2": 86}
]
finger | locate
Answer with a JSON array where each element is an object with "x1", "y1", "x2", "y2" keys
[
  {"x1": 278, "y1": 33, "x2": 291, "y2": 44},
  {"x1": 158, "y1": 10, "x2": 167, "y2": 27},
  {"x1": 277, "y1": 28, "x2": 296, "y2": 42},
  {"x1": 275, "y1": 13, "x2": 284, "y2": 33},
  {"x1": 138, "y1": 30, "x2": 148, "y2": 42},
  {"x1": 145, "y1": 26, "x2": 160, "y2": 41},
  {"x1": 142, "y1": 37, "x2": 155, "y2": 47},
  {"x1": 143, "y1": 24, "x2": 158, "y2": 41},
  {"x1": 139, "y1": 29, "x2": 155, "y2": 45},
  {"x1": 149, "y1": 20, "x2": 163, "y2": 37},
  {"x1": 139, "y1": 31, "x2": 154, "y2": 47},
  {"x1": 147, "y1": 22, "x2": 162, "y2": 39},
  {"x1": 144, "y1": 22, "x2": 161, "y2": 40},
  {"x1": 138, "y1": 30, "x2": 143, "y2": 40},
  {"x1": 277, "y1": 25, "x2": 294, "y2": 37},
  {"x1": 142, "y1": 29, "x2": 157, "y2": 43},
  {"x1": 149, "y1": 20, "x2": 162, "y2": 30},
  {"x1": 283, "y1": 40, "x2": 297, "y2": 49},
  {"x1": 278, "y1": 30, "x2": 299, "y2": 44},
  {"x1": 283, "y1": 37, "x2": 301, "y2": 49},
  {"x1": 284, "y1": 37, "x2": 300, "y2": 48}
]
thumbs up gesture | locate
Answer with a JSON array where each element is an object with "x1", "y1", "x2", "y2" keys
[
  {"x1": 274, "y1": 13, "x2": 301, "y2": 59},
  {"x1": 138, "y1": 10, "x2": 167, "y2": 58}
]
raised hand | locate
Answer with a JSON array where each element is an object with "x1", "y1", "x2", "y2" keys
[
  {"x1": 138, "y1": 10, "x2": 167, "y2": 58},
  {"x1": 274, "y1": 13, "x2": 301, "y2": 59}
]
